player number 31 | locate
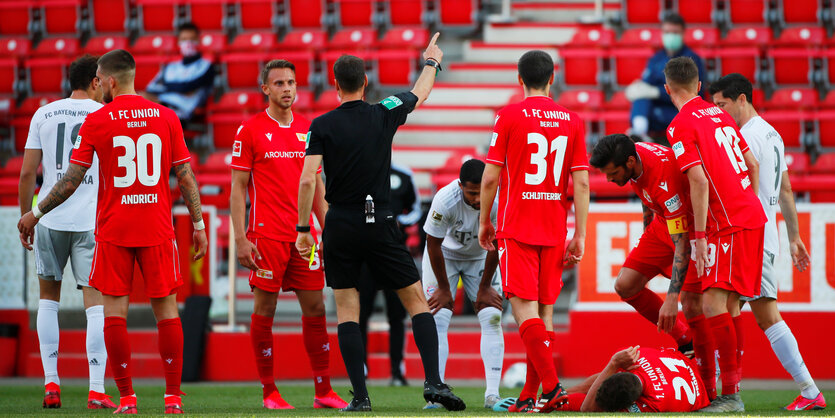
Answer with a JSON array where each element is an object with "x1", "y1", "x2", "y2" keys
[
  {"x1": 113, "y1": 134, "x2": 162, "y2": 188},
  {"x1": 525, "y1": 133, "x2": 568, "y2": 186}
]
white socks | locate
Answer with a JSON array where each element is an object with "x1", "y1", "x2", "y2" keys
[
  {"x1": 86, "y1": 305, "x2": 107, "y2": 393},
  {"x1": 37, "y1": 299, "x2": 60, "y2": 386},
  {"x1": 765, "y1": 321, "x2": 820, "y2": 399},
  {"x1": 478, "y1": 307, "x2": 504, "y2": 398},
  {"x1": 433, "y1": 308, "x2": 452, "y2": 382}
]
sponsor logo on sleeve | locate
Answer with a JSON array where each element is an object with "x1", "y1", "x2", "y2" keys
[
  {"x1": 232, "y1": 140, "x2": 242, "y2": 157},
  {"x1": 490, "y1": 132, "x2": 498, "y2": 147},
  {"x1": 664, "y1": 194, "x2": 682, "y2": 212},
  {"x1": 73, "y1": 135, "x2": 82, "y2": 149},
  {"x1": 431, "y1": 210, "x2": 443, "y2": 222},
  {"x1": 305, "y1": 131, "x2": 311, "y2": 149},
  {"x1": 236, "y1": 124, "x2": 244, "y2": 135},
  {"x1": 672, "y1": 141, "x2": 685, "y2": 158},
  {"x1": 381, "y1": 95, "x2": 403, "y2": 110}
]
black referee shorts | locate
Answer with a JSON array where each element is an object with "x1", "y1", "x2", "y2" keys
[{"x1": 322, "y1": 207, "x2": 420, "y2": 290}]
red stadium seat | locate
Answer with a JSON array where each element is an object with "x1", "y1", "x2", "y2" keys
[
  {"x1": 83, "y1": 36, "x2": 129, "y2": 56},
  {"x1": 31, "y1": 37, "x2": 80, "y2": 58},
  {"x1": 0, "y1": 37, "x2": 30, "y2": 58},
  {"x1": 784, "y1": 151, "x2": 810, "y2": 173},
  {"x1": 15, "y1": 95, "x2": 60, "y2": 116},
  {"x1": 335, "y1": 0, "x2": 374, "y2": 27},
  {"x1": 287, "y1": 0, "x2": 325, "y2": 28},
  {"x1": 0, "y1": 59, "x2": 17, "y2": 94},
  {"x1": 387, "y1": 0, "x2": 424, "y2": 26},
  {"x1": 437, "y1": 0, "x2": 477, "y2": 27},
  {"x1": 0, "y1": 2, "x2": 34, "y2": 36},
  {"x1": 199, "y1": 32, "x2": 227, "y2": 56},
  {"x1": 560, "y1": 48, "x2": 602, "y2": 86},
  {"x1": 758, "y1": 110, "x2": 808, "y2": 148},
  {"x1": 201, "y1": 151, "x2": 233, "y2": 174},
  {"x1": 770, "y1": 48, "x2": 819, "y2": 85},
  {"x1": 294, "y1": 88, "x2": 313, "y2": 110},
  {"x1": 25, "y1": 58, "x2": 70, "y2": 93},
  {"x1": 826, "y1": 49, "x2": 835, "y2": 91},
  {"x1": 726, "y1": 0, "x2": 766, "y2": 24},
  {"x1": 617, "y1": 28, "x2": 662, "y2": 48},
  {"x1": 816, "y1": 109, "x2": 835, "y2": 147},
  {"x1": 678, "y1": 0, "x2": 714, "y2": 24},
  {"x1": 822, "y1": 90, "x2": 835, "y2": 108},
  {"x1": 601, "y1": 110, "x2": 631, "y2": 136},
  {"x1": 720, "y1": 26, "x2": 772, "y2": 47},
  {"x1": 197, "y1": 173, "x2": 231, "y2": 208},
  {"x1": 604, "y1": 90, "x2": 631, "y2": 110},
  {"x1": 226, "y1": 31, "x2": 276, "y2": 52},
  {"x1": 237, "y1": 0, "x2": 274, "y2": 30},
  {"x1": 208, "y1": 113, "x2": 247, "y2": 148},
  {"x1": 373, "y1": 50, "x2": 418, "y2": 87},
  {"x1": 622, "y1": 0, "x2": 661, "y2": 24},
  {"x1": 781, "y1": 0, "x2": 820, "y2": 24},
  {"x1": 569, "y1": 26, "x2": 615, "y2": 47},
  {"x1": 188, "y1": 0, "x2": 228, "y2": 32},
  {"x1": 135, "y1": 0, "x2": 179, "y2": 33},
  {"x1": 764, "y1": 88, "x2": 819, "y2": 110},
  {"x1": 314, "y1": 89, "x2": 340, "y2": 111},
  {"x1": 133, "y1": 55, "x2": 171, "y2": 90},
  {"x1": 378, "y1": 27, "x2": 429, "y2": 49},
  {"x1": 322, "y1": 51, "x2": 371, "y2": 86},
  {"x1": 556, "y1": 90, "x2": 604, "y2": 111},
  {"x1": 612, "y1": 48, "x2": 654, "y2": 86},
  {"x1": 329, "y1": 28, "x2": 377, "y2": 50},
  {"x1": 685, "y1": 27, "x2": 719, "y2": 48},
  {"x1": 281, "y1": 30, "x2": 328, "y2": 50},
  {"x1": 209, "y1": 91, "x2": 265, "y2": 114},
  {"x1": 132, "y1": 35, "x2": 178, "y2": 55},
  {"x1": 90, "y1": 0, "x2": 128, "y2": 34},
  {"x1": 222, "y1": 51, "x2": 313, "y2": 88},
  {"x1": 40, "y1": 0, "x2": 82, "y2": 35},
  {"x1": 773, "y1": 27, "x2": 826, "y2": 47},
  {"x1": 0, "y1": 97, "x2": 14, "y2": 123},
  {"x1": 809, "y1": 152, "x2": 835, "y2": 173},
  {"x1": 716, "y1": 47, "x2": 760, "y2": 84}
]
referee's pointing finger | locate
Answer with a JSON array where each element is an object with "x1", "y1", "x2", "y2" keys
[{"x1": 429, "y1": 32, "x2": 440, "y2": 47}]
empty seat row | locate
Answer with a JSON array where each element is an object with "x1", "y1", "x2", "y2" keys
[{"x1": 622, "y1": 0, "x2": 832, "y2": 27}]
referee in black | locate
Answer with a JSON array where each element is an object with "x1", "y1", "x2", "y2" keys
[{"x1": 296, "y1": 33, "x2": 465, "y2": 412}]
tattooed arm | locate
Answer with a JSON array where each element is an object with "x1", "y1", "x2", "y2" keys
[
  {"x1": 641, "y1": 203, "x2": 654, "y2": 230},
  {"x1": 174, "y1": 162, "x2": 208, "y2": 260},
  {"x1": 17, "y1": 163, "x2": 89, "y2": 249},
  {"x1": 657, "y1": 231, "x2": 691, "y2": 333}
]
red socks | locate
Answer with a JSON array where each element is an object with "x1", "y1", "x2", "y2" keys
[
  {"x1": 733, "y1": 315, "x2": 744, "y2": 380},
  {"x1": 250, "y1": 314, "x2": 278, "y2": 397},
  {"x1": 708, "y1": 313, "x2": 739, "y2": 395},
  {"x1": 623, "y1": 288, "x2": 691, "y2": 346},
  {"x1": 518, "y1": 330, "x2": 557, "y2": 400},
  {"x1": 686, "y1": 314, "x2": 717, "y2": 400},
  {"x1": 519, "y1": 319, "x2": 558, "y2": 393},
  {"x1": 156, "y1": 318, "x2": 183, "y2": 396},
  {"x1": 104, "y1": 316, "x2": 133, "y2": 397},
  {"x1": 302, "y1": 315, "x2": 332, "y2": 397}
]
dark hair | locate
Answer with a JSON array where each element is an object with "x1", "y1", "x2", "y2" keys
[
  {"x1": 97, "y1": 49, "x2": 136, "y2": 84},
  {"x1": 589, "y1": 134, "x2": 637, "y2": 169},
  {"x1": 596, "y1": 372, "x2": 643, "y2": 412},
  {"x1": 517, "y1": 50, "x2": 554, "y2": 91},
  {"x1": 261, "y1": 59, "x2": 296, "y2": 85},
  {"x1": 177, "y1": 21, "x2": 200, "y2": 36},
  {"x1": 333, "y1": 55, "x2": 366, "y2": 93},
  {"x1": 662, "y1": 11, "x2": 686, "y2": 28},
  {"x1": 663, "y1": 56, "x2": 699, "y2": 91},
  {"x1": 459, "y1": 159, "x2": 486, "y2": 185},
  {"x1": 709, "y1": 73, "x2": 753, "y2": 104},
  {"x1": 69, "y1": 54, "x2": 99, "y2": 91}
]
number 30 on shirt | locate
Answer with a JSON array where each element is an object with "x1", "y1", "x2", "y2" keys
[
  {"x1": 113, "y1": 134, "x2": 162, "y2": 187},
  {"x1": 525, "y1": 133, "x2": 568, "y2": 186}
]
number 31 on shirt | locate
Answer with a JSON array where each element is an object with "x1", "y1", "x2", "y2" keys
[{"x1": 526, "y1": 133, "x2": 568, "y2": 186}]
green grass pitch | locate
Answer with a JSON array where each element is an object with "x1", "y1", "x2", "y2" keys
[{"x1": 0, "y1": 384, "x2": 831, "y2": 416}]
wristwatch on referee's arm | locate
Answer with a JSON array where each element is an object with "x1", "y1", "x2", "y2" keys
[
  {"x1": 296, "y1": 225, "x2": 311, "y2": 233},
  {"x1": 425, "y1": 58, "x2": 442, "y2": 75}
]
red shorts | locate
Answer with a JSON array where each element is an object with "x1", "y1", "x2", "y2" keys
[
  {"x1": 89, "y1": 239, "x2": 182, "y2": 298},
  {"x1": 700, "y1": 227, "x2": 764, "y2": 298},
  {"x1": 624, "y1": 218, "x2": 701, "y2": 294},
  {"x1": 248, "y1": 236, "x2": 324, "y2": 293},
  {"x1": 498, "y1": 238, "x2": 564, "y2": 304}
]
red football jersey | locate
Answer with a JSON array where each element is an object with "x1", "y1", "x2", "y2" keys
[
  {"x1": 627, "y1": 347, "x2": 711, "y2": 412},
  {"x1": 667, "y1": 97, "x2": 766, "y2": 235},
  {"x1": 630, "y1": 142, "x2": 693, "y2": 236},
  {"x1": 230, "y1": 110, "x2": 315, "y2": 242},
  {"x1": 71, "y1": 94, "x2": 190, "y2": 247},
  {"x1": 486, "y1": 96, "x2": 588, "y2": 246}
]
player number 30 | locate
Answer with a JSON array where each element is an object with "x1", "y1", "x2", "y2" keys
[{"x1": 113, "y1": 134, "x2": 162, "y2": 188}]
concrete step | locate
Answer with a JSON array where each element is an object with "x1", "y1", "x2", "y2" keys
[
  {"x1": 483, "y1": 22, "x2": 579, "y2": 45},
  {"x1": 511, "y1": 0, "x2": 621, "y2": 23},
  {"x1": 463, "y1": 40, "x2": 559, "y2": 63},
  {"x1": 422, "y1": 83, "x2": 519, "y2": 107},
  {"x1": 444, "y1": 63, "x2": 521, "y2": 84},
  {"x1": 408, "y1": 105, "x2": 497, "y2": 126},
  {"x1": 393, "y1": 125, "x2": 493, "y2": 148}
]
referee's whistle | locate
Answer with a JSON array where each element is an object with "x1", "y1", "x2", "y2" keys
[{"x1": 365, "y1": 195, "x2": 375, "y2": 224}]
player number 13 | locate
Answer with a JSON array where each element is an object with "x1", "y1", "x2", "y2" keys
[
  {"x1": 525, "y1": 133, "x2": 568, "y2": 186},
  {"x1": 113, "y1": 134, "x2": 162, "y2": 188}
]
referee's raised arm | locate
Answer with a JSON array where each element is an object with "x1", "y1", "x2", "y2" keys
[{"x1": 411, "y1": 32, "x2": 443, "y2": 109}]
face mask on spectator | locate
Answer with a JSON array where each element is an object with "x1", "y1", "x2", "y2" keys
[
  {"x1": 662, "y1": 33, "x2": 683, "y2": 53},
  {"x1": 179, "y1": 40, "x2": 199, "y2": 57}
]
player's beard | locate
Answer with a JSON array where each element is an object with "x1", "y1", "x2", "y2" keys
[{"x1": 103, "y1": 89, "x2": 113, "y2": 103}]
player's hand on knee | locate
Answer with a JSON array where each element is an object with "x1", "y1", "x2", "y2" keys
[
  {"x1": 428, "y1": 287, "x2": 453, "y2": 314},
  {"x1": 475, "y1": 287, "x2": 502, "y2": 311},
  {"x1": 193, "y1": 229, "x2": 208, "y2": 261},
  {"x1": 236, "y1": 237, "x2": 260, "y2": 271},
  {"x1": 657, "y1": 298, "x2": 678, "y2": 334}
]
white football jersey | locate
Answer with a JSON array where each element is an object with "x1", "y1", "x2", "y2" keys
[
  {"x1": 741, "y1": 115, "x2": 787, "y2": 256},
  {"x1": 25, "y1": 98, "x2": 102, "y2": 232},
  {"x1": 423, "y1": 180, "x2": 498, "y2": 260}
]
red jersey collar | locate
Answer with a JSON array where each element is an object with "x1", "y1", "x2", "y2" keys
[
  {"x1": 680, "y1": 95, "x2": 701, "y2": 111},
  {"x1": 265, "y1": 108, "x2": 293, "y2": 128}
]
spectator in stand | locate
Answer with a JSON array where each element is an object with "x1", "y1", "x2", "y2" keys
[
  {"x1": 144, "y1": 22, "x2": 215, "y2": 125},
  {"x1": 626, "y1": 12, "x2": 706, "y2": 142}
]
